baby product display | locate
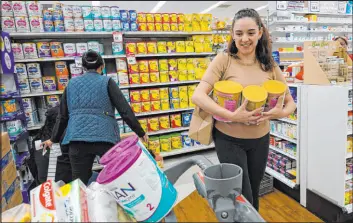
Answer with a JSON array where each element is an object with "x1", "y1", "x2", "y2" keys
[{"x1": 267, "y1": 150, "x2": 297, "y2": 182}]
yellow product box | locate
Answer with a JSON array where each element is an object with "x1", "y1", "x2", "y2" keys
[
  {"x1": 160, "y1": 135, "x2": 171, "y2": 152},
  {"x1": 137, "y1": 13, "x2": 147, "y2": 23},
  {"x1": 170, "y1": 23, "x2": 178, "y2": 31},
  {"x1": 136, "y1": 42, "x2": 147, "y2": 55},
  {"x1": 189, "y1": 97, "x2": 195, "y2": 108},
  {"x1": 178, "y1": 70, "x2": 188, "y2": 81},
  {"x1": 170, "y1": 98, "x2": 180, "y2": 109},
  {"x1": 160, "y1": 99, "x2": 170, "y2": 110},
  {"x1": 147, "y1": 42, "x2": 157, "y2": 54},
  {"x1": 177, "y1": 58, "x2": 187, "y2": 70},
  {"x1": 170, "y1": 13, "x2": 178, "y2": 23},
  {"x1": 157, "y1": 41, "x2": 167, "y2": 53},
  {"x1": 203, "y1": 35, "x2": 214, "y2": 52},
  {"x1": 188, "y1": 84, "x2": 197, "y2": 95},
  {"x1": 125, "y1": 42, "x2": 137, "y2": 55},
  {"x1": 140, "y1": 72, "x2": 150, "y2": 84},
  {"x1": 141, "y1": 101, "x2": 151, "y2": 112},
  {"x1": 138, "y1": 118, "x2": 148, "y2": 133},
  {"x1": 167, "y1": 41, "x2": 176, "y2": 53},
  {"x1": 148, "y1": 60, "x2": 159, "y2": 72},
  {"x1": 192, "y1": 13, "x2": 201, "y2": 22},
  {"x1": 184, "y1": 14, "x2": 193, "y2": 23},
  {"x1": 1, "y1": 132, "x2": 11, "y2": 159},
  {"x1": 185, "y1": 41, "x2": 194, "y2": 52},
  {"x1": 188, "y1": 71, "x2": 195, "y2": 80},
  {"x1": 155, "y1": 23, "x2": 163, "y2": 31},
  {"x1": 6, "y1": 188, "x2": 23, "y2": 211},
  {"x1": 148, "y1": 137, "x2": 160, "y2": 153},
  {"x1": 140, "y1": 89, "x2": 150, "y2": 102},
  {"x1": 150, "y1": 88, "x2": 160, "y2": 101},
  {"x1": 168, "y1": 59, "x2": 178, "y2": 71},
  {"x1": 200, "y1": 20, "x2": 211, "y2": 31},
  {"x1": 170, "y1": 114, "x2": 182, "y2": 128},
  {"x1": 169, "y1": 86, "x2": 179, "y2": 99},
  {"x1": 150, "y1": 72, "x2": 160, "y2": 83},
  {"x1": 187, "y1": 58, "x2": 195, "y2": 71},
  {"x1": 162, "y1": 23, "x2": 170, "y2": 31},
  {"x1": 178, "y1": 23, "x2": 184, "y2": 32},
  {"x1": 184, "y1": 22, "x2": 193, "y2": 32},
  {"x1": 169, "y1": 70, "x2": 178, "y2": 82},
  {"x1": 129, "y1": 90, "x2": 141, "y2": 102},
  {"x1": 146, "y1": 13, "x2": 154, "y2": 23},
  {"x1": 171, "y1": 133, "x2": 183, "y2": 149},
  {"x1": 131, "y1": 102, "x2": 142, "y2": 113},
  {"x1": 178, "y1": 86, "x2": 188, "y2": 99},
  {"x1": 177, "y1": 13, "x2": 185, "y2": 23},
  {"x1": 139, "y1": 23, "x2": 147, "y2": 31},
  {"x1": 138, "y1": 60, "x2": 149, "y2": 73},
  {"x1": 147, "y1": 22, "x2": 155, "y2": 31},
  {"x1": 148, "y1": 117, "x2": 160, "y2": 132},
  {"x1": 158, "y1": 59, "x2": 168, "y2": 71},
  {"x1": 159, "y1": 115, "x2": 170, "y2": 130},
  {"x1": 1, "y1": 160, "x2": 17, "y2": 196},
  {"x1": 159, "y1": 71, "x2": 169, "y2": 82},
  {"x1": 154, "y1": 13, "x2": 162, "y2": 23},
  {"x1": 192, "y1": 21, "x2": 201, "y2": 31},
  {"x1": 180, "y1": 97, "x2": 189, "y2": 108},
  {"x1": 176, "y1": 41, "x2": 186, "y2": 53},
  {"x1": 128, "y1": 63, "x2": 139, "y2": 74},
  {"x1": 159, "y1": 87, "x2": 169, "y2": 100}
]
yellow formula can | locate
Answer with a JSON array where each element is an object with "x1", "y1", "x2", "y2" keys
[
  {"x1": 148, "y1": 117, "x2": 160, "y2": 132},
  {"x1": 170, "y1": 98, "x2": 180, "y2": 109},
  {"x1": 160, "y1": 99, "x2": 170, "y2": 110},
  {"x1": 187, "y1": 71, "x2": 195, "y2": 81},
  {"x1": 168, "y1": 59, "x2": 177, "y2": 71},
  {"x1": 138, "y1": 60, "x2": 149, "y2": 73},
  {"x1": 158, "y1": 59, "x2": 169, "y2": 72},
  {"x1": 178, "y1": 23, "x2": 184, "y2": 32},
  {"x1": 159, "y1": 71, "x2": 169, "y2": 82},
  {"x1": 242, "y1": 85, "x2": 268, "y2": 113},
  {"x1": 159, "y1": 135, "x2": 171, "y2": 152},
  {"x1": 146, "y1": 13, "x2": 154, "y2": 23},
  {"x1": 162, "y1": 23, "x2": 170, "y2": 31},
  {"x1": 125, "y1": 42, "x2": 137, "y2": 55},
  {"x1": 170, "y1": 23, "x2": 178, "y2": 31},
  {"x1": 171, "y1": 133, "x2": 182, "y2": 149},
  {"x1": 138, "y1": 118, "x2": 148, "y2": 133},
  {"x1": 150, "y1": 72, "x2": 160, "y2": 83},
  {"x1": 140, "y1": 72, "x2": 150, "y2": 84},
  {"x1": 178, "y1": 86, "x2": 188, "y2": 98},
  {"x1": 213, "y1": 81, "x2": 243, "y2": 122},
  {"x1": 178, "y1": 70, "x2": 188, "y2": 81},
  {"x1": 129, "y1": 73, "x2": 140, "y2": 85},
  {"x1": 130, "y1": 90, "x2": 141, "y2": 102},
  {"x1": 148, "y1": 136, "x2": 160, "y2": 153},
  {"x1": 180, "y1": 97, "x2": 189, "y2": 108},
  {"x1": 150, "y1": 88, "x2": 160, "y2": 101},
  {"x1": 140, "y1": 89, "x2": 150, "y2": 102},
  {"x1": 136, "y1": 42, "x2": 147, "y2": 55},
  {"x1": 147, "y1": 42, "x2": 157, "y2": 54},
  {"x1": 185, "y1": 41, "x2": 194, "y2": 52},
  {"x1": 176, "y1": 41, "x2": 186, "y2": 53},
  {"x1": 167, "y1": 41, "x2": 176, "y2": 53},
  {"x1": 159, "y1": 88, "x2": 169, "y2": 100},
  {"x1": 177, "y1": 58, "x2": 187, "y2": 70},
  {"x1": 148, "y1": 60, "x2": 159, "y2": 72},
  {"x1": 262, "y1": 80, "x2": 286, "y2": 112},
  {"x1": 151, "y1": 100, "x2": 161, "y2": 111},
  {"x1": 155, "y1": 23, "x2": 163, "y2": 31},
  {"x1": 141, "y1": 101, "x2": 151, "y2": 112},
  {"x1": 159, "y1": 115, "x2": 170, "y2": 130},
  {"x1": 154, "y1": 13, "x2": 162, "y2": 23},
  {"x1": 131, "y1": 102, "x2": 142, "y2": 113},
  {"x1": 137, "y1": 13, "x2": 147, "y2": 23},
  {"x1": 157, "y1": 41, "x2": 167, "y2": 53}
]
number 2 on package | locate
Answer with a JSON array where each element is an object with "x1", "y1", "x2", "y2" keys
[{"x1": 147, "y1": 203, "x2": 155, "y2": 211}]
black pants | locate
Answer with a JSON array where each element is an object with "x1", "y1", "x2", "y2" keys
[
  {"x1": 213, "y1": 128, "x2": 270, "y2": 211},
  {"x1": 69, "y1": 141, "x2": 113, "y2": 185}
]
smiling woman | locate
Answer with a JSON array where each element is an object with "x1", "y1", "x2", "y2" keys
[{"x1": 191, "y1": 8, "x2": 297, "y2": 211}]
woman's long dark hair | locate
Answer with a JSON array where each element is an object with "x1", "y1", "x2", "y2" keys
[{"x1": 227, "y1": 8, "x2": 275, "y2": 72}]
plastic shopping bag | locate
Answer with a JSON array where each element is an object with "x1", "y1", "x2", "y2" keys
[{"x1": 2, "y1": 203, "x2": 31, "y2": 222}]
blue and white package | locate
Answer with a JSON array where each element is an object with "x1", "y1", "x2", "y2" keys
[
  {"x1": 119, "y1": 10, "x2": 128, "y2": 22},
  {"x1": 18, "y1": 78, "x2": 30, "y2": 94},
  {"x1": 43, "y1": 20, "x2": 54, "y2": 32},
  {"x1": 129, "y1": 10, "x2": 137, "y2": 22},
  {"x1": 29, "y1": 78, "x2": 44, "y2": 93},
  {"x1": 52, "y1": 10, "x2": 63, "y2": 21},
  {"x1": 54, "y1": 20, "x2": 65, "y2": 32},
  {"x1": 43, "y1": 10, "x2": 52, "y2": 20},
  {"x1": 194, "y1": 140, "x2": 201, "y2": 146},
  {"x1": 181, "y1": 131, "x2": 193, "y2": 147},
  {"x1": 112, "y1": 20, "x2": 122, "y2": 31},
  {"x1": 122, "y1": 22, "x2": 130, "y2": 31},
  {"x1": 101, "y1": 6, "x2": 111, "y2": 19},
  {"x1": 26, "y1": 63, "x2": 41, "y2": 78},
  {"x1": 272, "y1": 51, "x2": 280, "y2": 65},
  {"x1": 82, "y1": 6, "x2": 92, "y2": 19},
  {"x1": 103, "y1": 19, "x2": 112, "y2": 31},
  {"x1": 15, "y1": 63, "x2": 28, "y2": 79},
  {"x1": 93, "y1": 19, "x2": 103, "y2": 31},
  {"x1": 130, "y1": 22, "x2": 138, "y2": 31},
  {"x1": 110, "y1": 6, "x2": 120, "y2": 20},
  {"x1": 112, "y1": 42, "x2": 124, "y2": 55},
  {"x1": 91, "y1": 6, "x2": 102, "y2": 19},
  {"x1": 181, "y1": 112, "x2": 192, "y2": 127},
  {"x1": 84, "y1": 19, "x2": 94, "y2": 31}
]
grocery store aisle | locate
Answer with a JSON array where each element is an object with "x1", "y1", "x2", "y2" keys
[{"x1": 165, "y1": 149, "x2": 323, "y2": 222}]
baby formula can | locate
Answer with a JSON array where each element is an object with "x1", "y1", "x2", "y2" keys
[
  {"x1": 182, "y1": 112, "x2": 192, "y2": 127},
  {"x1": 12, "y1": 43, "x2": 24, "y2": 60},
  {"x1": 29, "y1": 16, "x2": 44, "y2": 32},
  {"x1": 36, "y1": 42, "x2": 51, "y2": 58},
  {"x1": 22, "y1": 42, "x2": 38, "y2": 59},
  {"x1": 1, "y1": 1, "x2": 13, "y2": 16},
  {"x1": 76, "y1": 42, "x2": 88, "y2": 56},
  {"x1": 242, "y1": 85, "x2": 268, "y2": 114},
  {"x1": 43, "y1": 9, "x2": 52, "y2": 20},
  {"x1": 110, "y1": 6, "x2": 120, "y2": 20},
  {"x1": 53, "y1": 2, "x2": 63, "y2": 10},
  {"x1": 262, "y1": 80, "x2": 286, "y2": 112},
  {"x1": 26, "y1": 1, "x2": 42, "y2": 16},
  {"x1": 69, "y1": 63, "x2": 83, "y2": 77},
  {"x1": 54, "y1": 19, "x2": 65, "y2": 32},
  {"x1": 93, "y1": 19, "x2": 103, "y2": 31},
  {"x1": 119, "y1": 10, "x2": 129, "y2": 22},
  {"x1": 181, "y1": 131, "x2": 192, "y2": 147},
  {"x1": 92, "y1": 6, "x2": 102, "y2": 19},
  {"x1": 26, "y1": 63, "x2": 41, "y2": 78},
  {"x1": 160, "y1": 135, "x2": 171, "y2": 152},
  {"x1": 52, "y1": 10, "x2": 64, "y2": 21},
  {"x1": 1, "y1": 17, "x2": 15, "y2": 32},
  {"x1": 97, "y1": 136, "x2": 178, "y2": 222},
  {"x1": 112, "y1": 42, "x2": 124, "y2": 55},
  {"x1": 122, "y1": 22, "x2": 130, "y2": 31},
  {"x1": 84, "y1": 19, "x2": 94, "y2": 31},
  {"x1": 63, "y1": 43, "x2": 76, "y2": 57},
  {"x1": 171, "y1": 133, "x2": 182, "y2": 149},
  {"x1": 99, "y1": 43, "x2": 104, "y2": 55},
  {"x1": 57, "y1": 76, "x2": 69, "y2": 90},
  {"x1": 130, "y1": 22, "x2": 138, "y2": 31},
  {"x1": 101, "y1": 6, "x2": 111, "y2": 19},
  {"x1": 50, "y1": 42, "x2": 64, "y2": 57},
  {"x1": 18, "y1": 78, "x2": 30, "y2": 94},
  {"x1": 213, "y1": 80, "x2": 243, "y2": 122},
  {"x1": 72, "y1": 5, "x2": 82, "y2": 18},
  {"x1": 64, "y1": 18, "x2": 75, "y2": 32},
  {"x1": 82, "y1": 6, "x2": 92, "y2": 19},
  {"x1": 103, "y1": 19, "x2": 112, "y2": 31},
  {"x1": 129, "y1": 10, "x2": 137, "y2": 22},
  {"x1": 6, "y1": 120, "x2": 23, "y2": 137},
  {"x1": 43, "y1": 20, "x2": 54, "y2": 32},
  {"x1": 46, "y1": 95, "x2": 60, "y2": 108},
  {"x1": 29, "y1": 78, "x2": 44, "y2": 93},
  {"x1": 62, "y1": 5, "x2": 73, "y2": 18},
  {"x1": 42, "y1": 76, "x2": 57, "y2": 91},
  {"x1": 74, "y1": 18, "x2": 84, "y2": 31},
  {"x1": 15, "y1": 16, "x2": 30, "y2": 32},
  {"x1": 15, "y1": 63, "x2": 27, "y2": 78},
  {"x1": 12, "y1": 1, "x2": 27, "y2": 16},
  {"x1": 22, "y1": 98, "x2": 35, "y2": 112},
  {"x1": 87, "y1": 41, "x2": 100, "y2": 52},
  {"x1": 55, "y1": 61, "x2": 69, "y2": 76},
  {"x1": 112, "y1": 20, "x2": 122, "y2": 31},
  {"x1": 116, "y1": 59, "x2": 127, "y2": 73}
]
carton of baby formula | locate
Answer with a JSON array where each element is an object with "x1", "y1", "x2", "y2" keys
[
  {"x1": 36, "y1": 42, "x2": 51, "y2": 58},
  {"x1": 12, "y1": 1, "x2": 27, "y2": 16},
  {"x1": 26, "y1": 1, "x2": 42, "y2": 16},
  {"x1": 27, "y1": 63, "x2": 42, "y2": 78},
  {"x1": 42, "y1": 76, "x2": 57, "y2": 91},
  {"x1": 64, "y1": 18, "x2": 75, "y2": 32},
  {"x1": 22, "y1": 43, "x2": 38, "y2": 59},
  {"x1": 74, "y1": 18, "x2": 84, "y2": 31},
  {"x1": 93, "y1": 19, "x2": 103, "y2": 31},
  {"x1": 84, "y1": 19, "x2": 94, "y2": 31},
  {"x1": 82, "y1": 6, "x2": 92, "y2": 19},
  {"x1": 18, "y1": 78, "x2": 30, "y2": 94},
  {"x1": 72, "y1": 6, "x2": 83, "y2": 18},
  {"x1": 1, "y1": 1, "x2": 13, "y2": 16},
  {"x1": 1, "y1": 17, "x2": 15, "y2": 32},
  {"x1": 63, "y1": 43, "x2": 76, "y2": 57},
  {"x1": 29, "y1": 78, "x2": 44, "y2": 93},
  {"x1": 12, "y1": 43, "x2": 24, "y2": 60},
  {"x1": 62, "y1": 5, "x2": 73, "y2": 18},
  {"x1": 101, "y1": 6, "x2": 111, "y2": 19},
  {"x1": 15, "y1": 16, "x2": 30, "y2": 32},
  {"x1": 76, "y1": 43, "x2": 88, "y2": 56},
  {"x1": 29, "y1": 16, "x2": 44, "y2": 32},
  {"x1": 15, "y1": 63, "x2": 28, "y2": 78}
]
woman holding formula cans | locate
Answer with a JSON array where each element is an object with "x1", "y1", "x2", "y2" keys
[
  {"x1": 42, "y1": 50, "x2": 148, "y2": 185},
  {"x1": 192, "y1": 8, "x2": 296, "y2": 210}
]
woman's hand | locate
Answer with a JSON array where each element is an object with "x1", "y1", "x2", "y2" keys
[
  {"x1": 140, "y1": 134, "x2": 149, "y2": 144},
  {"x1": 228, "y1": 100, "x2": 263, "y2": 124},
  {"x1": 41, "y1": 139, "x2": 53, "y2": 151},
  {"x1": 257, "y1": 96, "x2": 286, "y2": 124}
]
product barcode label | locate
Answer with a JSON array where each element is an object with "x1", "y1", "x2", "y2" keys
[
  {"x1": 75, "y1": 57, "x2": 82, "y2": 67},
  {"x1": 310, "y1": 1, "x2": 320, "y2": 12},
  {"x1": 127, "y1": 54, "x2": 136, "y2": 64},
  {"x1": 113, "y1": 31, "x2": 123, "y2": 42},
  {"x1": 276, "y1": 1, "x2": 288, "y2": 10}
]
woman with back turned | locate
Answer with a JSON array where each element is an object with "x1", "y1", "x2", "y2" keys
[
  {"x1": 42, "y1": 50, "x2": 148, "y2": 185},
  {"x1": 192, "y1": 8, "x2": 296, "y2": 210}
]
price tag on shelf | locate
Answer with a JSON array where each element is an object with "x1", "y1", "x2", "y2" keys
[
  {"x1": 113, "y1": 31, "x2": 123, "y2": 42},
  {"x1": 338, "y1": 1, "x2": 347, "y2": 14},
  {"x1": 75, "y1": 57, "x2": 82, "y2": 68},
  {"x1": 276, "y1": 1, "x2": 288, "y2": 10},
  {"x1": 127, "y1": 54, "x2": 136, "y2": 65},
  {"x1": 309, "y1": 1, "x2": 320, "y2": 12}
]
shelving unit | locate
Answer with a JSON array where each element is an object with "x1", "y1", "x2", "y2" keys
[{"x1": 161, "y1": 144, "x2": 215, "y2": 158}]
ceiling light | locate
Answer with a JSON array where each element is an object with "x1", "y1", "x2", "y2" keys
[
  {"x1": 200, "y1": 1, "x2": 228, "y2": 14},
  {"x1": 150, "y1": 1, "x2": 167, "y2": 13},
  {"x1": 92, "y1": 1, "x2": 100, "y2": 6},
  {"x1": 255, "y1": 4, "x2": 268, "y2": 11}
]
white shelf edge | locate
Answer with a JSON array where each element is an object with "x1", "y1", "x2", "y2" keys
[
  {"x1": 270, "y1": 10, "x2": 353, "y2": 17},
  {"x1": 269, "y1": 145, "x2": 297, "y2": 160},
  {"x1": 279, "y1": 51, "x2": 303, "y2": 54},
  {"x1": 272, "y1": 30, "x2": 352, "y2": 34},
  {"x1": 270, "y1": 20, "x2": 353, "y2": 25},
  {"x1": 135, "y1": 52, "x2": 215, "y2": 57},
  {"x1": 120, "y1": 80, "x2": 200, "y2": 89},
  {"x1": 21, "y1": 91, "x2": 64, "y2": 97},
  {"x1": 270, "y1": 132, "x2": 297, "y2": 144},
  {"x1": 161, "y1": 144, "x2": 215, "y2": 158},
  {"x1": 277, "y1": 118, "x2": 297, "y2": 125},
  {"x1": 265, "y1": 167, "x2": 297, "y2": 189},
  {"x1": 148, "y1": 127, "x2": 189, "y2": 136}
]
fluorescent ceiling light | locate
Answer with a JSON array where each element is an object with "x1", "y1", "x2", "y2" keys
[
  {"x1": 92, "y1": 1, "x2": 100, "y2": 6},
  {"x1": 255, "y1": 4, "x2": 268, "y2": 11},
  {"x1": 150, "y1": 1, "x2": 167, "y2": 13},
  {"x1": 200, "y1": 1, "x2": 228, "y2": 14}
]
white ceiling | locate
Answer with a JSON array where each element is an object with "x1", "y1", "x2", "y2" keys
[{"x1": 39, "y1": 1, "x2": 269, "y2": 18}]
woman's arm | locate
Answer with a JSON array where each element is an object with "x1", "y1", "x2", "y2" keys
[{"x1": 50, "y1": 88, "x2": 69, "y2": 143}]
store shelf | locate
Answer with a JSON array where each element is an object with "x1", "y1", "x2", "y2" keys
[
  {"x1": 161, "y1": 144, "x2": 215, "y2": 158},
  {"x1": 269, "y1": 145, "x2": 296, "y2": 160},
  {"x1": 135, "y1": 52, "x2": 215, "y2": 58},
  {"x1": 117, "y1": 108, "x2": 194, "y2": 119},
  {"x1": 265, "y1": 167, "x2": 297, "y2": 189},
  {"x1": 270, "y1": 10, "x2": 353, "y2": 17},
  {"x1": 277, "y1": 118, "x2": 297, "y2": 125},
  {"x1": 0, "y1": 111, "x2": 26, "y2": 122},
  {"x1": 124, "y1": 31, "x2": 214, "y2": 37},
  {"x1": 148, "y1": 127, "x2": 189, "y2": 136},
  {"x1": 27, "y1": 123, "x2": 44, "y2": 131},
  {"x1": 269, "y1": 20, "x2": 353, "y2": 26},
  {"x1": 347, "y1": 152, "x2": 353, "y2": 159},
  {"x1": 346, "y1": 174, "x2": 352, "y2": 181},
  {"x1": 0, "y1": 92, "x2": 21, "y2": 100},
  {"x1": 279, "y1": 51, "x2": 303, "y2": 54},
  {"x1": 119, "y1": 80, "x2": 200, "y2": 89},
  {"x1": 21, "y1": 91, "x2": 64, "y2": 97},
  {"x1": 270, "y1": 132, "x2": 297, "y2": 144},
  {"x1": 10, "y1": 130, "x2": 29, "y2": 143},
  {"x1": 271, "y1": 30, "x2": 352, "y2": 34}
]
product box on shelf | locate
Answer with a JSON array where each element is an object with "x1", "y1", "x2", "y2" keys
[
  {"x1": 1, "y1": 132, "x2": 11, "y2": 159},
  {"x1": 1, "y1": 157, "x2": 17, "y2": 197},
  {"x1": 2, "y1": 179, "x2": 22, "y2": 212}
]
